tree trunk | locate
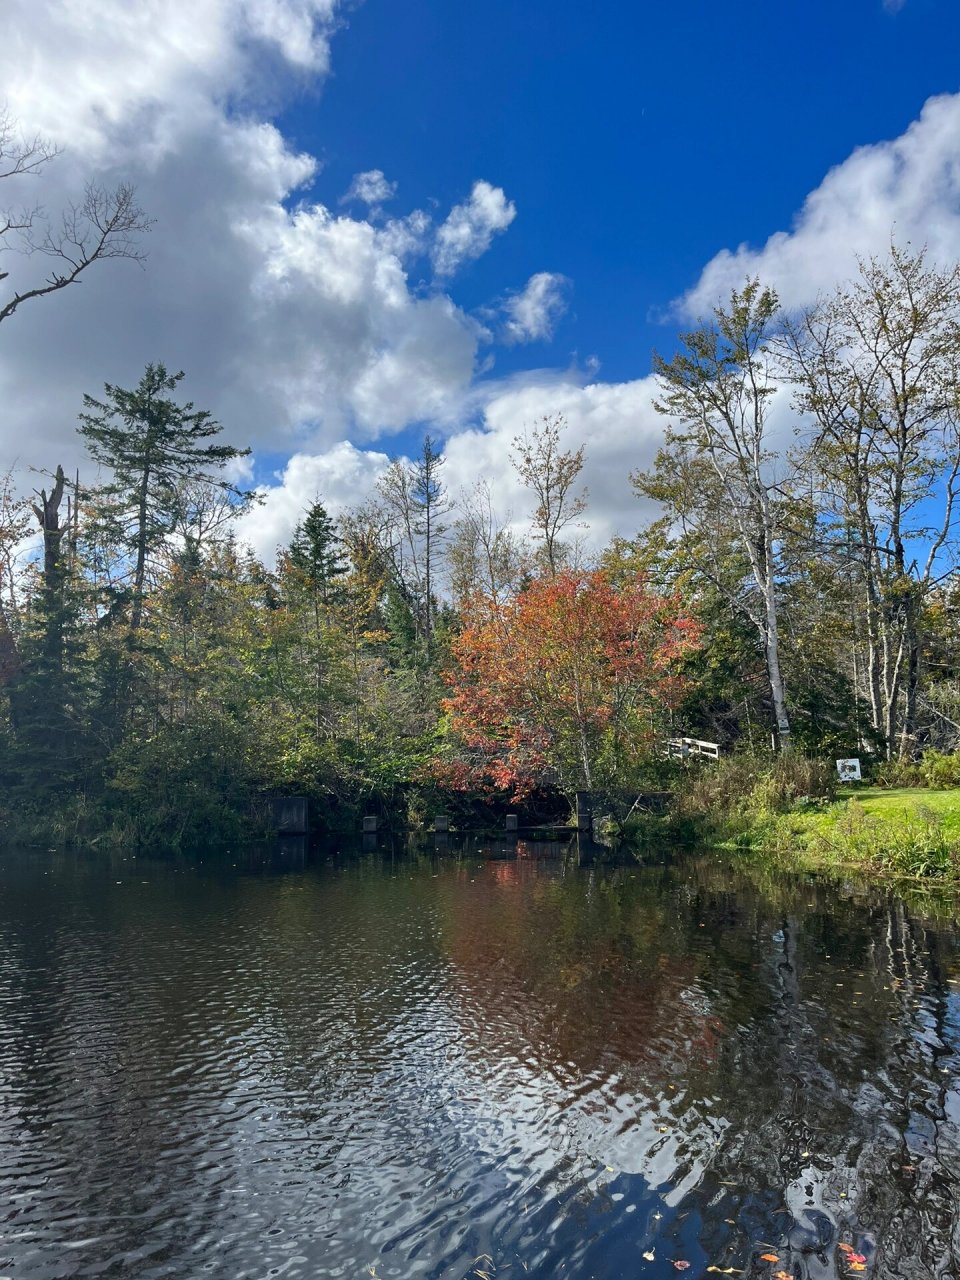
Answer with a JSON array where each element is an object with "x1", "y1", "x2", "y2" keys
[
  {"x1": 760, "y1": 515, "x2": 792, "y2": 751},
  {"x1": 765, "y1": 598, "x2": 792, "y2": 752},
  {"x1": 29, "y1": 465, "x2": 67, "y2": 672},
  {"x1": 899, "y1": 603, "x2": 921, "y2": 760}
]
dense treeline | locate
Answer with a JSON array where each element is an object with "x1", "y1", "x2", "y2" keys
[{"x1": 2, "y1": 245, "x2": 960, "y2": 847}]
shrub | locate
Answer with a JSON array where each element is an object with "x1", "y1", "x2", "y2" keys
[
  {"x1": 676, "y1": 751, "x2": 835, "y2": 821},
  {"x1": 870, "y1": 757, "x2": 923, "y2": 788},
  {"x1": 918, "y1": 750, "x2": 960, "y2": 790},
  {"x1": 869, "y1": 751, "x2": 960, "y2": 791}
]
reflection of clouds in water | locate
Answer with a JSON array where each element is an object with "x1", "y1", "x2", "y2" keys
[{"x1": 4, "y1": 854, "x2": 960, "y2": 1276}]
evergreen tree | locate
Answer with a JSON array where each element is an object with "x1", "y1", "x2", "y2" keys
[
  {"x1": 288, "y1": 499, "x2": 348, "y2": 604},
  {"x1": 78, "y1": 363, "x2": 251, "y2": 633}
]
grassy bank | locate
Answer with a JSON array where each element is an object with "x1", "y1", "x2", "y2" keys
[
  {"x1": 616, "y1": 753, "x2": 960, "y2": 888},
  {"x1": 724, "y1": 784, "x2": 960, "y2": 884}
]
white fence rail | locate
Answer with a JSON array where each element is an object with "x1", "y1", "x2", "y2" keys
[{"x1": 667, "y1": 736, "x2": 720, "y2": 761}]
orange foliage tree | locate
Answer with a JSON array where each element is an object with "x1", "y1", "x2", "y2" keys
[{"x1": 439, "y1": 570, "x2": 700, "y2": 801}]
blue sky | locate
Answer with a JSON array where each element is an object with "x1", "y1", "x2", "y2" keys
[
  {"x1": 3, "y1": 0, "x2": 960, "y2": 556},
  {"x1": 295, "y1": 0, "x2": 960, "y2": 387}
]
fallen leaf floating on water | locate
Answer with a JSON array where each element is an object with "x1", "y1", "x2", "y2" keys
[
  {"x1": 847, "y1": 1266, "x2": 866, "y2": 1274},
  {"x1": 706, "y1": 1269, "x2": 744, "y2": 1275},
  {"x1": 673, "y1": 1263, "x2": 691, "y2": 1271},
  {"x1": 760, "y1": 1254, "x2": 780, "y2": 1263},
  {"x1": 643, "y1": 1251, "x2": 655, "y2": 1262},
  {"x1": 774, "y1": 1273, "x2": 792, "y2": 1280},
  {"x1": 838, "y1": 1244, "x2": 867, "y2": 1262}
]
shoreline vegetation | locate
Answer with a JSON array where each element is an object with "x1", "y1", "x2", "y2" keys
[
  {"x1": 4, "y1": 250, "x2": 960, "y2": 872},
  {"x1": 619, "y1": 754, "x2": 960, "y2": 893},
  {"x1": 8, "y1": 747, "x2": 960, "y2": 902}
]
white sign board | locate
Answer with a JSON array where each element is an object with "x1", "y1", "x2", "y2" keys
[{"x1": 836, "y1": 758, "x2": 862, "y2": 782}]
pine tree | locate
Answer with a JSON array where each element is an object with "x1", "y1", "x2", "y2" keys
[
  {"x1": 288, "y1": 499, "x2": 348, "y2": 605},
  {"x1": 79, "y1": 363, "x2": 250, "y2": 633}
]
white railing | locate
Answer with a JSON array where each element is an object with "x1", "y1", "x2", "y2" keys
[{"x1": 667, "y1": 736, "x2": 720, "y2": 761}]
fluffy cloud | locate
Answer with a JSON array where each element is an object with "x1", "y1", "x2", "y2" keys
[
  {"x1": 342, "y1": 169, "x2": 398, "y2": 206},
  {"x1": 681, "y1": 92, "x2": 960, "y2": 316},
  {"x1": 447, "y1": 375, "x2": 665, "y2": 549},
  {"x1": 433, "y1": 180, "x2": 517, "y2": 277},
  {"x1": 0, "y1": 1, "x2": 515, "y2": 478},
  {"x1": 3, "y1": 0, "x2": 338, "y2": 160},
  {"x1": 239, "y1": 372, "x2": 666, "y2": 563},
  {"x1": 237, "y1": 441, "x2": 390, "y2": 558},
  {"x1": 501, "y1": 272, "x2": 570, "y2": 343}
]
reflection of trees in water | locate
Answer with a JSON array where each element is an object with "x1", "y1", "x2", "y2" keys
[
  {"x1": 3, "y1": 852, "x2": 960, "y2": 1277},
  {"x1": 667, "y1": 870, "x2": 960, "y2": 1278},
  {"x1": 444, "y1": 857, "x2": 960, "y2": 1276}
]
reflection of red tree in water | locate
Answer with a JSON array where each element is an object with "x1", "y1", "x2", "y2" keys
[{"x1": 444, "y1": 861, "x2": 725, "y2": 1089}]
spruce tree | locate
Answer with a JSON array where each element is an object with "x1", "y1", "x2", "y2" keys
[
  {"x1": 288, "y1": 499, "x2": 348, "y2": 605},
  {"x1": 79, "y1": 363, "x2": 250, "y2": 633}
]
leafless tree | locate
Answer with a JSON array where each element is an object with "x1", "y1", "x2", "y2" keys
[
  {"x1": 511, "y1": 414, "x2": 588, "y2": 576},
  {"x1": 0, "y1": 106, "x2": 151, "y2": 327},
  {"x1": 447, "y1": 478, "x2": 530, "y2": 609}
]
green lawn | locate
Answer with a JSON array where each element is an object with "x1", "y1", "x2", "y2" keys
[
  {"x1": 834, "y1": 786, "x2": 960, "y2": 835},
  {"x1": 744, "y1": 786, "x2": 960, "y2": 883}
]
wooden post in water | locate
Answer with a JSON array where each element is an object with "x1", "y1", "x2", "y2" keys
[
  {"x1": 362, "y1": 815, "x2": 379, "y2": 834},
  {"x1": 575, "y1": 791, "x2": 593, "y2": 832},
  {"x1": 434, "y1": 814, "x2": 450, "y2": 833},
  {"x1": 505, "y1": 813, "x2": 518, "y2": 834}
]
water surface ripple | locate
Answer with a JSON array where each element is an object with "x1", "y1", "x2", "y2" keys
[{"x1": 1, "y1": 848, "x2": 959, "y2": 1278}]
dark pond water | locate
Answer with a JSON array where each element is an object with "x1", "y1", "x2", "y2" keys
[{"x1": 2, "y1": 844, "x2": 960, "y2": 1279}]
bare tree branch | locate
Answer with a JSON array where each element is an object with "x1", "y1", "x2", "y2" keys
[{"x1": 0, "y1": 108, "x2": 151, "y2": 325}]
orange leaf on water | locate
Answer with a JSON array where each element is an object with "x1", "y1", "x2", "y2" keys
[
  {"x1": 760, "y1": 1255, "x2": 780, "y2": 1264},
  {"x1": 848, "y1": 1265, "x2": 867, "y2": 1274}
]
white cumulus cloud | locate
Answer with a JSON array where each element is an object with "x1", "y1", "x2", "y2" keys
[
  {"x1": 681, "y1": 92, "x2": 960, "y2": 317},
  {"x1": 0, "y1": 0, "x2": 506, "y2": 476},
  {"x1": 343, "y1": 169, "x2": 398, "y2": 206},
  {"x1": 242, "y1": 371, "x2": 667, "y2": 565},
  {"x1": 237, "y1": 442, "x2": 391, "y2": 560},
  {"x1": 433, "y1": 180, "x2": 517, "y2": 277},
  {"x1": 501, "y1": 272, "x2": 570, "y2": 343}
]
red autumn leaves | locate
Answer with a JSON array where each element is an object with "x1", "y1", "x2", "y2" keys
[{"x1": 438, "y1": 570, "x2": 700, "y2": 801}]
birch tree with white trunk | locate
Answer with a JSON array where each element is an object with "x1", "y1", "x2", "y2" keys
[{"x1": 635, "y1": 280, "x2": 795, "y2": 750}]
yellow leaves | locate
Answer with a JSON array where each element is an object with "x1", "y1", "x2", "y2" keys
[{"x1": 643, "y1": 1250, "x2": 655, "y2": 1262}]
